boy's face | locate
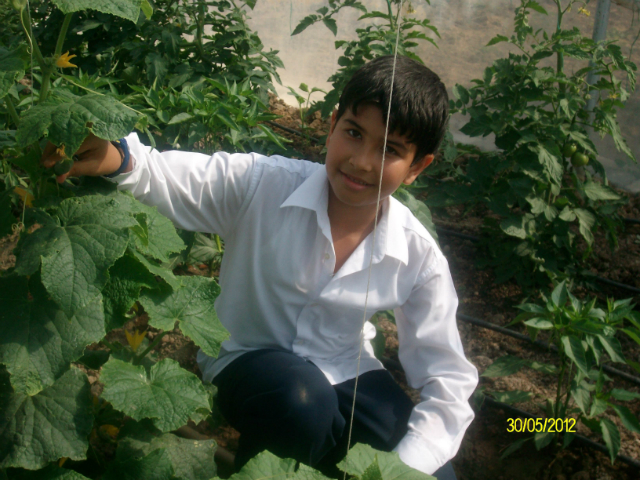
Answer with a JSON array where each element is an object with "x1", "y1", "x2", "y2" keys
[{"x1": 325, "y1": 103, "x2": 433, "y2": 211}]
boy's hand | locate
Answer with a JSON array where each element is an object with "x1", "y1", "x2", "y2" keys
[{"x1": 41, "y1": 134, "x2": 126, "y2": 183}]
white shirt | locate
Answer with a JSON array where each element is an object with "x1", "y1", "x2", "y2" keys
[{"x1": 113, "y1": 133, "x2": 478, "y2": 475}]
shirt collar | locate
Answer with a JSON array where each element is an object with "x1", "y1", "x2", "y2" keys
[{"x1": 280, "y1": 166, "x2": 408, "y2": 267}]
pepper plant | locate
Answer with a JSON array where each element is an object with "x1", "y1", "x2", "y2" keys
[
  {"x1": 427, "y1": 0, "x2": 637, "y2": 288},
  {"x1": 482, "y1": 281, "x2": 640, "y2": 463}
]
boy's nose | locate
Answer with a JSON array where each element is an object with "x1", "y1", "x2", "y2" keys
[{"x1": 348, "y1": 149, "x2": 376, "y2": 171}]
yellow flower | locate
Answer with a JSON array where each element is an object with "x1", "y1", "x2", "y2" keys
[
  {"x1": 56, "y1": 51, "x2": 77, "y2": 68},
  {"x1": 56, "y1": 144, "x2": 67, "y2": 158},
  {"x1": 125, "y1": 329, "x2": 147, "y2": 353},
  {"x1": 99, "y1": 424, "x2": 120, "y2": 439},
  {"x1": 578, "y1": 7, "x2": 591, "y2": 16},
  {"x1": 58, "y1": 457, "x2": 68, "y2": 467},
  {"x1": 14, "y1": 186, "x2": 34, "y2": 207}
]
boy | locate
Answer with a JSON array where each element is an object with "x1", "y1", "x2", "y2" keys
[{"x1": 44, "y1": 55, "x2": 478, "y2": 480}]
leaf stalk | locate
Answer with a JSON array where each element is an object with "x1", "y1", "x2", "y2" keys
[
  {"x1": 134, "y1": 331, "x2": 169, "y2": 364},
  {"x1": 4, "y1": 97, "x2": 20, "y2": 127}
]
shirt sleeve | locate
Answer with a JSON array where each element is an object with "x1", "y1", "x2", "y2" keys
[
  {"x1": 108, "y1": 132, "x2": 257, "y2": 239},
  {"x1": 392, "y1": 252, "x2": 478, "y2": 475}
]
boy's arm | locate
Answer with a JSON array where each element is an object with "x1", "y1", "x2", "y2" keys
[
  {"x1": 44, "y1": 133, "x2": 256, "y2": 238},
  {"x1": 393, "y1": 254, "x2": 478, "y2": 475}
]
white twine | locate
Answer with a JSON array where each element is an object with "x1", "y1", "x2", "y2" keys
[{"x1": 342, "y1": 1, "x2": 405, "y2": 476}]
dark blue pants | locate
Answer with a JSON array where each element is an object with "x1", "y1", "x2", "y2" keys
[{"x1": 213, "y1": 349, "x2": 457, "y2": 480}]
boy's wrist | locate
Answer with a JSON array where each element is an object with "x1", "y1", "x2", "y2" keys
[{"x1": 104, "y1": 138, "x2": 131, "y2": 177}]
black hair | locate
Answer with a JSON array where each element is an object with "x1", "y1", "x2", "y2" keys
[{"x1": 335, "y1": 55, "x2": 449, "y2": 164}]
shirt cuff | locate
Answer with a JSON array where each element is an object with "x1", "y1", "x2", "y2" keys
[{"x1": 393, "y1": 433, "x2": 441, "y2": 475}]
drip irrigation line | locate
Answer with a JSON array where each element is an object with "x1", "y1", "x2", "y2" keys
[
  {"x1": 435, "y1": 226, "x2": 640, "y2": 295},
  {"x1": 624, "y1": 217, "x2": 640, "y2": 225},
  {"x1": 481, "y1": 396, "x2": 640, "y2": 470},
  {"x1": 456, "y1": 313, "x2": 640, "y2": 386},
  {"x1": 266, "y1": 120, "x2": 321, "y2": 144}
]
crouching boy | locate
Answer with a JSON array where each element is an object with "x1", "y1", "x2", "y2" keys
[{"x1": 44, "y1": 55, "x2": 478, "y2": 480}]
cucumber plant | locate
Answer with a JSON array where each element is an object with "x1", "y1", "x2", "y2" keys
[{"x1": 0, "y1": 1, "x2": 232, "y2": 478}]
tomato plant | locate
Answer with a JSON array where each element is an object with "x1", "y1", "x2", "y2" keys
[
  {"x1": 291, "y1": 0, "x2": 439, "y2": 118},
  {"x1": 428, "y1": 0, "x2": 637, "y2": 288}
]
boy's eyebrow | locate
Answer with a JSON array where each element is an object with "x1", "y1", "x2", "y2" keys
[{"x1": 344, "y1": 119, "x2": 409, "y2": 150}]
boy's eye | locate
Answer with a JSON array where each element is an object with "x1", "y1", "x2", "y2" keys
[
  {"x1": 385, "y1": 146, "x2": 398, "y2": 155},
  {"x1": 346, "y1": 129, "x2": 361, "y2": 138}
]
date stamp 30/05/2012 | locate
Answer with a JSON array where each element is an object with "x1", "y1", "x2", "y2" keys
[{"x1": 507, "y1": 417, "x2": 577, "y2": 433}]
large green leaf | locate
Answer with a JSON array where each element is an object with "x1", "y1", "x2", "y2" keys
[
  {"x1": 124, "y1": 201, "x2": 185, "y2": 262},
  {"x1": 0, "y1": 276, "x2": 105, "y2": 395},
  {"x1": 337, "y1": 443, "x2": 434, "y2": 480},
  {"x1": 610, "y1": 404, "x2": 640, "y2": 434},
  {"x1": 100, "y1": 358, "x2": 210, "y2": 432},
  {"x1": 15, "y1": 195, "x2": 137, "y2": 317},
  {"x1": 599, "y1": 417, "x2": 620, "y2": 464},
  {"x1": 215, "y1": 450, "x2": 328, "y2": 480},
  {"x1": 15, "y1": 94, "x2": 140, "y2": 155},
  {"x1": 131, "y1": 249, "x2": 180, "y2": 290},
  {"x1": 0, "y1": 367, "x2": 93, "y2": 470},
  {"x1": 481, "y1": 355, "x2": 528, "y2": 377},
  {"x1": 117, "y1": 423, "x2": 217, "y2": 480},
  {"x1": 8, "y1": 465, "x2": 91, "y2": 480},
  {"x1": 583, "y1": 180, "x2": 622, "y2": 202},
  {"x1": 103, "y1": 253, "x2": 158, "y2": 331},
  {"x1": 0, "y1": 45, "x2": 27, "y2": 99},
  {"x1": 140, "y1": 276, "x2": 229, "y2": 358},
  {"x1": 188, "y1": 233, "x2": 221, "y2": 264},
  {"x1": 574, "y1": 208, "x2": 596, "y2": 246},
  {"x1": 102, "y1": 448, "x2": 174, "y2": 480},
  {"x1": 561, "y1": 336, "x2": 589, "y2": 374},
  {"x1": 52, "y1": 0, "x2": 143, "y2": 23}
]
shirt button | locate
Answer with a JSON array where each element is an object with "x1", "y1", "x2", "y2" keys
[{"x1": 324, "y1": 253, "x2": 330, "y2": 260}]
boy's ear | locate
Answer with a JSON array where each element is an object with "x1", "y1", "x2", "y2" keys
[
  {"x1": 402, "y1": 154, "x2": 434, "y2": 185},
  {"x1": 326, "y1": 110, "x2": 339, "y2": 147}
]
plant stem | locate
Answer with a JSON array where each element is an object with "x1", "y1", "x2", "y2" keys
[
  {"x1": 39, "y1": 69, "x2": 53, "y2": 103},
  {"x1": 4, "y1": 97, "x2": 20, "y2": 127},
  {"x1": 555, "y1": 354, "x2": 567, "y2": 418},
  {"x1": 54, "y1": 13, "x2": 74, "y2": 57},
  {"x1": 563, "y1": 363, "x2": 574, "y2": 415},
  {"x1": 215, "y1": 234, "x2": 222, "y2": 252},
  {"x1": 555, "y1": 0, "x2": 566, "y2": 96},
  {"x1": 134, "y1": 331, "x2": 168, "y2": 364}
]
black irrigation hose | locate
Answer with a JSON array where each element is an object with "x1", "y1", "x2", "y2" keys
[
  {"x1": 481, "y1": 396, "x2": 640, "y2": 470},
  {"x1": 436, "y1": 226, "x2": 640, "y2": 295},
  {"x1": 456, "y1": 313, "x2": 640, "y2": 387},
  {"x1": 624, "y1": 217, "x2": 640, "y2": 226},
  {"x1": 266, "y1": 121, "x2": 321, "y2": 144}
]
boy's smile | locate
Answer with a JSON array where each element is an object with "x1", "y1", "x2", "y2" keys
[{"x1": 325, "y1": 103, "x2": 433, "y2": 216}]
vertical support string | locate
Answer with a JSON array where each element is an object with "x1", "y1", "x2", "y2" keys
[{"x1": 341, "y1": 1, "x2": 404, "y2": 477}]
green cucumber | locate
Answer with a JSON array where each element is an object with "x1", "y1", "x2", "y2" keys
[{"x1": 54, "y1": 158, "x2": 74, "y2": 175}]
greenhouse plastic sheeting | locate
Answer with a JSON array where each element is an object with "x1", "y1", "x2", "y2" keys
[{"x1": 249, "y1": 0, "x2": 640, "y2": 192}]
